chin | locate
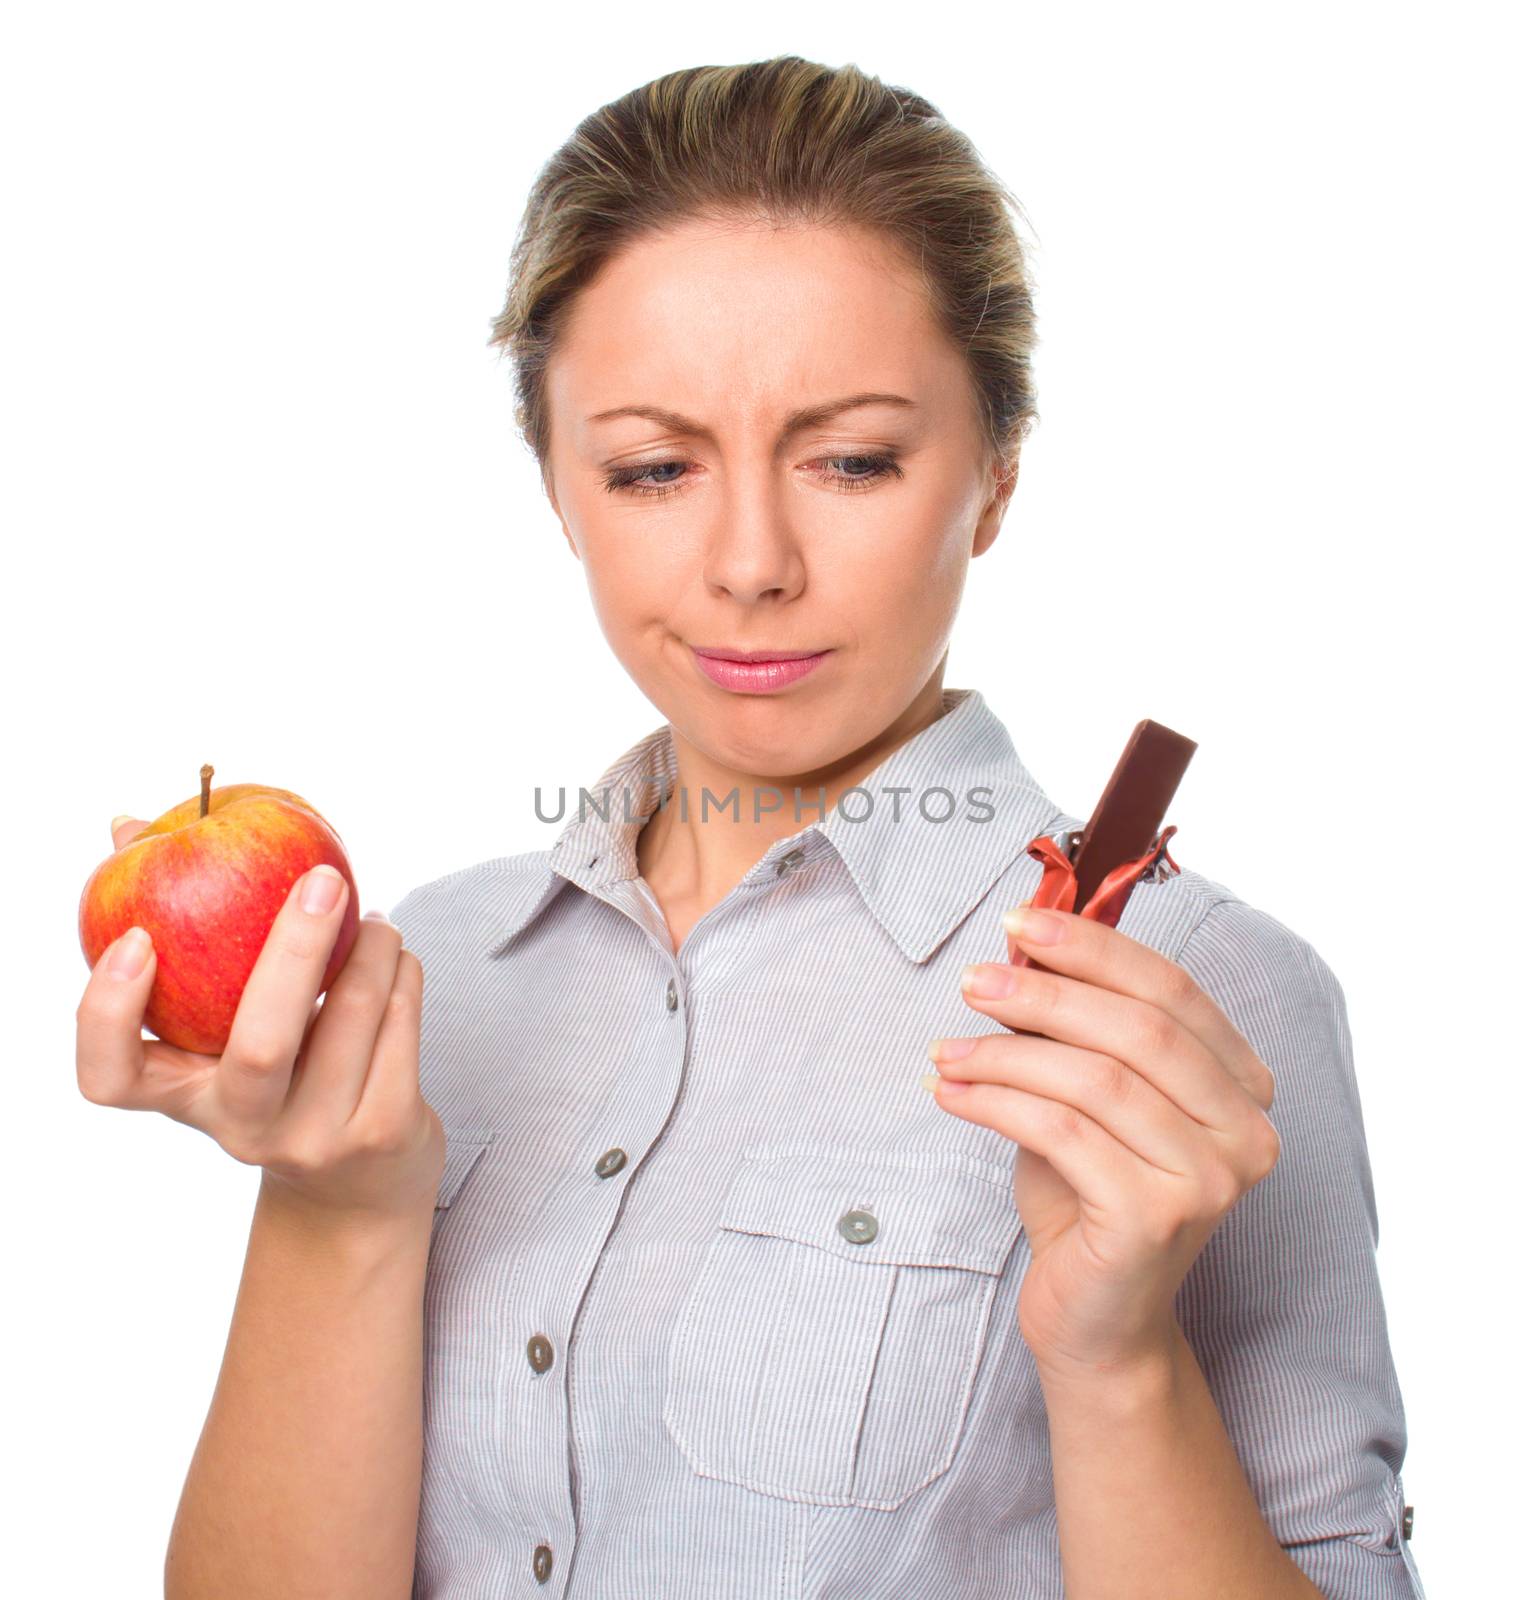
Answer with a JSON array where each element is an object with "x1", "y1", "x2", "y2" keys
[{"x1": 702, "y1": 702, "x2": 864, "y2": 783}]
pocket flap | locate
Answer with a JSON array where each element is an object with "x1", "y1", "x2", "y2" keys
[
  {"x1": 719, "y1": 1150, "x2": 1021, "y2": 1275},
  {"x1": 434, "y1": 1129, "x2": 495, "y2": 1209}
]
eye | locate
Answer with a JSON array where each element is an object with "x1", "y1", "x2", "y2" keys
[
  {"x1": 603, "y1": 460, "x2": 687, "y2": 497},
  {"x1": 601, "y1": 451, "x2": 904, "y2": 501},
  {"x1": 824, "y1": 454, "x2": 905, "y2": 493}
]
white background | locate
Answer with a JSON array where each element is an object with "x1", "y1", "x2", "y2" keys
[{"x1": 5, "y1": 3, "x2": 1512, "y2": 1594}]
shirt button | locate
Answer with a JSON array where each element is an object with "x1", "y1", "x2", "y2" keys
[
  {"x1": 838, "y1": 1208, "x2": 878, "y2": 1244},
  {"x1": 665, "y1": 977, "x2": 679, "y2": 1012},
  {"x1": 532, "y1": 1543, "x2": 554, "y2": 1582},
  {"x1": 594, "y1": 1147, "x2": 628, "y2": 1178},
  {"x1": 1401, "y1": 1503, "x2": 1414, "y2": 1541},
  {"x1": 526, "y1": 1333, "x2": 554, "y2": 1373},
  {"x1": 774, "y1": 846, "x2": 805, "y2": 878}
]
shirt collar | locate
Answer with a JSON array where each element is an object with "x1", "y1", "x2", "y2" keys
[{"x1": 486, "y1": 687, "x2": 1069, "y2": 964}]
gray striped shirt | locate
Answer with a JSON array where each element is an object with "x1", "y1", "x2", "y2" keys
[{"x1": 391, "y1": 686, "x2": 1426, "y2": 1598}]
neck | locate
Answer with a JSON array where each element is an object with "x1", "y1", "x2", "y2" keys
[{"x1": 635, "y1": 669, "x2": 950, "y2": 919}]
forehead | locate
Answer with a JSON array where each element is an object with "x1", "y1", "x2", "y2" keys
[{"x1": 546, "y1": 215, "x2": 965, "y2": 440}]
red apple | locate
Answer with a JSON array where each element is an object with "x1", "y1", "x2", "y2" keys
[{"x1": 78, "y1": 764, "x2": 361, "y2": 1055}]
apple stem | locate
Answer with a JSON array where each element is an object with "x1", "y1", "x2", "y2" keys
[{"x1": 200, "y1": 763, "x2": 214, "y2": 819}]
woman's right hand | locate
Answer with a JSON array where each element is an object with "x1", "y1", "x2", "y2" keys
[{"x1": 76, "y1": 816, "x2": 446, "y2": 1227}]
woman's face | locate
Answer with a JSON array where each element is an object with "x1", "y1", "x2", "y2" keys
[{"x1": 541, "y1": 213, "x2": 1014, "y2": 780}]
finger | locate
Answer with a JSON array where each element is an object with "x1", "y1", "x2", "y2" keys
[
  {"x1": 76, "y1": 926, "x2": 159, "y2": 1107},
  {"x1": 282, "y1": 913, "x2": 403, "y2": 1126},
  {"x1": 960, "y1": 960, "x2": 1264, "y2": 1130},
  {"x1": 926, "y1": 1074, "x2": 1148, "y2": 1215},
  {"x1": 351, "y1": 946, "x2": 424, "y2": 1128},
  {"x1": 1001, "y1": 905, "x2": 1272, "y2": 1104},
  {"x1": 928, "y1": 1032, "x2": 1213, "y2": 1176},
  {"x1": 283, "y1": 996, "x2": 327, "y2": 1091},
  {"x1": 111, "y1": 815, "x2": 151, "y2": 851},
  {"x1": 213, "y1": 865, "x2": 351, "y2": 1131},
  {"x1": 77, "y1": 927, "x2": 231, "y2": 1126}
]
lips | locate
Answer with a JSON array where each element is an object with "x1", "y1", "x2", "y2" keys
[
  {"x1": 689, "y1": 645, "x2": 833, "y2": 693},
  {"x1": 690, "y1": 647, "x2": 827, "y2": 663}
]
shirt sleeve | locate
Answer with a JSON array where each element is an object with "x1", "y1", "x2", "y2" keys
[{"x1": 1171, "y1": 897, "x2": 1427, "y2": 1600}]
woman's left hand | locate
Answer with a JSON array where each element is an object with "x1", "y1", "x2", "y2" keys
[{"x1": 925, "y1": 903, "x2": 1281, "y2": 1382}]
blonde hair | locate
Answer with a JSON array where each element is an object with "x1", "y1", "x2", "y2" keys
[{"x1": 491, "y1": 55, "x2": 1039, "y2": 480}]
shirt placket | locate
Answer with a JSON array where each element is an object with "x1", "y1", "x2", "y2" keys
[{"x1": 495, "y1": 839, "x2": 820, "y2": 1592}]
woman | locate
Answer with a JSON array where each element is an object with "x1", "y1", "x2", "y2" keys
[{"x1": 81, "y1": 56, "x2": 1424, "y2": 1600}]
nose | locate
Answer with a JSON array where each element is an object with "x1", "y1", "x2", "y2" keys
[{"x1": 701, "y1": 468, "x2": 807, "y2": 606}]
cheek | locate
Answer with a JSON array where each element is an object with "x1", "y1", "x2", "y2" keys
[
  {"x1": 841, "y1": 505, "x2": 969, "y2": 632},
  {"x1": 583, "y1": 546, "x2": 657, "y2": 633},
  {"x1": 578, "y1": 525, "x2": 701, "y2": 658},
  {"x1": 925, "y1": 522, "x2": 972, "y2": 589},
  {"x1": 887, "y1": 460, "x2": 979, "y2": 572}
]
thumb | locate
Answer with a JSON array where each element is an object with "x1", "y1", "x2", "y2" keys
[{"x1": 111, "y1": 815, "x2": 150, "y2": 851}]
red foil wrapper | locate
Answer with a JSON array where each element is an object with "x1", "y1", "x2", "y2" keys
[{"x1": 1009, "y1": 823, "x2": 1180, "y2": 975}]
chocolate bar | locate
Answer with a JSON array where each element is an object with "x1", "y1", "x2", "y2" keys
[{"x1": 1010, "y1": 719, "x2": 1196, "y2": 974}]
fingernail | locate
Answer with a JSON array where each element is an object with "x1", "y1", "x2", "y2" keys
[
  {"x1": 1003, "y1": 906, "x2": 1061, "y2": 945},
  {"x1": 301, "y1": 865, "x2": 344, "y2": 914},
  {"x1": 928, "y1": 1037, "x2": 975, "y2": 1063},
  {"x1": 110, "y1": 814, "x2": 134, "y2": 834},
  {"x1": 962, "y1": 963, "x2": 1017, "y2": 999},
  {"x1": 107, "y1": 926, "x2": 151, "y2": 979},
  {"x1": 362, "y1": 909, "x2": 391, "y2": 924},
  {"x1": 922, "y1": 1071, "x2": 969, "y2": 1096}
]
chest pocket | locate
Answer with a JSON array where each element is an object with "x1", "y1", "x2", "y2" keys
[
  {"x1": 431, "y1": 1129, "x2": 494, "y2": 1219},
  {"x1": 663, "y1": 1148, "x2": 1023, "y2": 1511}
]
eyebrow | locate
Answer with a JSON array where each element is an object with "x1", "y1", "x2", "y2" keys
[{"x1": 585, "y1": 391, "x2": 918, "y2": 444}]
